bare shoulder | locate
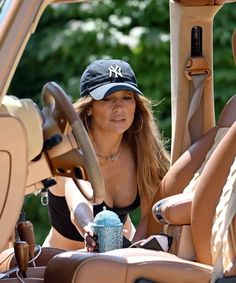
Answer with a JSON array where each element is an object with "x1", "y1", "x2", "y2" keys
[{"x1": 48, "y1": 176, "x2": 66, "y2": 196}]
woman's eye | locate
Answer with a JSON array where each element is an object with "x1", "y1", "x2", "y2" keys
[
  {"x1": 102, "y1": 97, "x2": 110, "y2": 101},
  {"x1": 123, "y1": 95, "x2": 133, "y2": 100}
]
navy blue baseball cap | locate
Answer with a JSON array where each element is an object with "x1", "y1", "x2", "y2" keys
[{"x1": 80, "y1": 59, "x2": 143, "y2": 100}]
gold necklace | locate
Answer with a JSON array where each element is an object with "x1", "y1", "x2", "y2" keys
[{"x1": 96, "y1": 151, "x2": 120, "y2": 161}]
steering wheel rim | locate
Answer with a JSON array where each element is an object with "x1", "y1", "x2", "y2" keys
[{"x1": 42, "y1": 81, "x2": 105, "y2": 204}]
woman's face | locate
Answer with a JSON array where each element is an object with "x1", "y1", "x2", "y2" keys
[{"x1": 90, "y1": 90, "x2": 136, "y2": 134}]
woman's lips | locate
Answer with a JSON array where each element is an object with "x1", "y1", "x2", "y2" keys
[{"x1": 110, "y1": 118, "x2": 126, "y2": 123}]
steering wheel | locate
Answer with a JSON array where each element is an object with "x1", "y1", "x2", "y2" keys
[{"x1": 41, "y1": 81, "x2": 105, "y2": 204}]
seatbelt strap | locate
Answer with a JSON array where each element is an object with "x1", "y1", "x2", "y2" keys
[
  {"x1": 211, "y1": 158, "x2": 236, "y2": 283},
  {"x1": 183, "y1": 57, "x2": 210, "y2": 149}
]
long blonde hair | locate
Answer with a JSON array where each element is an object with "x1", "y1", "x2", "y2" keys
[{"x1": 74, "y1": 94, "x2": 170, "y2": 206}]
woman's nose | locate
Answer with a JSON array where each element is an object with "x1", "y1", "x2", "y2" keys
[{"x1": 112, "y1": 99, "x2": 124, "y2": 111}]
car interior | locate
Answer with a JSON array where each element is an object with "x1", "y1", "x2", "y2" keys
[{"x1": 0, "y1": 0, "x2": 236, "y2": 282}]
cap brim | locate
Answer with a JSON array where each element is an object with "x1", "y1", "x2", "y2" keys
[{"x1": 89, "y1": 83, "x2": 143, "y2": 100}]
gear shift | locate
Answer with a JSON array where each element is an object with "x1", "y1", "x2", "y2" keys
[
  {"x1": 17, "y1": 221, "x2": 35, "y2": 261},
  {"x1": 14, "y1": 241, "x2": 29, "y2": 278}
]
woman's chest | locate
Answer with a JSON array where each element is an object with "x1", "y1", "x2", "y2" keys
[{"x1": 100, "y1": 156, "x2": 137, "y2": 207}]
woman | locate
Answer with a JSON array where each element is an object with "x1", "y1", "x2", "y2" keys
[{"x1": 43, "y1": 59, "x2": 169, "y2": 251}]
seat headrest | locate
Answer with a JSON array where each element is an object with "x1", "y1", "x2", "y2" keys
[
  {"x1": 217, "y1": 95, "x2": 236, "y2": 127},
  {"x1": 1, "y1": 96, "x2": 43, "y2": 161}
]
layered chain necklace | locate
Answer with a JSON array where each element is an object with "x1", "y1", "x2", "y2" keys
[
  {"x1": 89, "y1": 130, "x2": 121, "y2": 161},
  {"x1": 96, "y1": 150, "x2": 120, "y2": 161}
]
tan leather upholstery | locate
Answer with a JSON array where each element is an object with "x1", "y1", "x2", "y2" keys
[
  {"x1": 44, "y1": 249, "x2": 212, "y2": 283},
  {"x1": 0, "y1": 116, "x2": 28, "y2": 253},
  {"x1": 153, "y1": 192, "x2": 193, "y2": 225},
  {"x1": 147, "y1": 95, "x2": 236, "y2": 237},
  {"x1": 1, "y1": 96, "x2": 43, "y2": 161},
  {"x1": 43, "y1": 108, "x2": 236, "y2": 283},
  {"x1": 0, "y1": 247, "x2": 64, "y2": 273}
]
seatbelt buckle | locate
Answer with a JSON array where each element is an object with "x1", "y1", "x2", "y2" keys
[{"x1": 184, "y1": 56, "x2": 211, "y2": 80}]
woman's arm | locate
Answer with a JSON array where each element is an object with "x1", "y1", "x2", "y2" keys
[
  {"x1": 132, "y1": 215, "x2": 148, "y2": 242},
  {"x1": 131, "y1": 199, "x2": 151, "y2": 242},
  {"x1": 64, "y1": 178, "x2": 97, "y2": 251},
  {"x1": 64, "y1": 178, "x2": 94, "y2": 236}
]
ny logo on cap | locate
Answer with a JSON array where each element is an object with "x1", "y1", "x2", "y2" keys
[{"x1": 108, "y1": 65, "x2": 123, "y2": 78}]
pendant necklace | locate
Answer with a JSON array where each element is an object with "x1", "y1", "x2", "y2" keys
[{"x1": 96, "y1": 151, "x2": 120, "y2": 161}]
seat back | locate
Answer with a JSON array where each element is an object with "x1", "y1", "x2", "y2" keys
[
  {"x1": 0, "y1": 115, "x2": 28, "y2": 253},
  {"x1": 0, "y1": 97, "x2": 44, "y2": 253}
]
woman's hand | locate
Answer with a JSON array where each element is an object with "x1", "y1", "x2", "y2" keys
[{"x1": 84, "y1": 224, "x2": 97, "y2": 252}]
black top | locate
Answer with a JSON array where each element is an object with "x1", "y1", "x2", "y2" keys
[{"x1": 47, "y1": 190, "x2": 140, "y2": 242}]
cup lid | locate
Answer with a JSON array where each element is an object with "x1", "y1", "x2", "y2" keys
[{"x1": 93, "y1": 207, "x2": 122, "y2": 227}]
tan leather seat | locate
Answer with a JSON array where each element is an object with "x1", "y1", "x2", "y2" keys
[
  {"x1": 42, "y1": 94, "x2": 236, "y2": 283},
  {"x1": 147, "y1": 94, "x2": 236, "y2": 237},
  {"x1": 149, "y1": 95, "x2": 236, "y2": 263}
]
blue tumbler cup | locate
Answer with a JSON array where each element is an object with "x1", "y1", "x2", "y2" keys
[{"x1": 92, "y1": 208, "x2": 123, "y2": 252}]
